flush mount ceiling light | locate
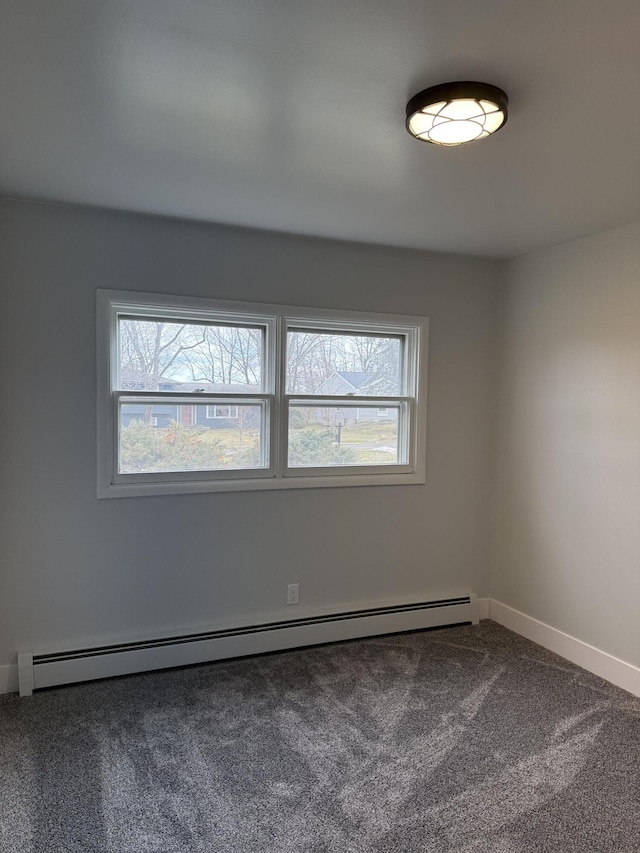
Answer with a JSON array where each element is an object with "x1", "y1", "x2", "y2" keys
[{"x1": 406, "y1": 81, "x2": 508, "y2": 146}]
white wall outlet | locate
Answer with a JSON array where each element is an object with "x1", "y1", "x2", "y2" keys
[{"x1": 287, "y1": 583, "x2": 299, "y2": 605}]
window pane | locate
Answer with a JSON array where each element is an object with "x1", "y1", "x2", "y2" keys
[
  {"x1": 288, "y1": 406, "x2": 400, "y2": 467},
  {"x1": 286, "y1": 330, "x2": 402, "y2": 395},
  {"x1": 118, "y1": 318, "x2": 263, "y2": 391},
  {"x1": 119, "y1": 404, "x2": 265, "y2": 473}
]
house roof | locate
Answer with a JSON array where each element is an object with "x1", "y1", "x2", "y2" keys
[
  {"x1": 335, "y1": 372, "x2": 369, "y2": 390},
  {"x1": 177, "y1": 382, "x2": 261, "y2": 395},
  {"x1": 121, "y1": 375, "x2": 261, "y2": 394}
]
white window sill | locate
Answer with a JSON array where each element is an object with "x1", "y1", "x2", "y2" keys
[{"x1": 98, "y1": 470, "x2": 426, "y2": 499}]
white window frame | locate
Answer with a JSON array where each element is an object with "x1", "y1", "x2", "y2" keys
[
  {"x1": 207, "y1": 405, "x2": 239, "y2": 420},
  {"x1": 97, "y1": 290, "x2": 428, "y2": 498}
]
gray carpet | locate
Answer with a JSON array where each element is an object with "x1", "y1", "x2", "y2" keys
[{"x1": 1, "y1": 621, "x2": 640, "y2": 852}]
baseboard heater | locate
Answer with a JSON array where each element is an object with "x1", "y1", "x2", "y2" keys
[{"x1": 17, "y1": 594, "x2": 478, "y2": 696}]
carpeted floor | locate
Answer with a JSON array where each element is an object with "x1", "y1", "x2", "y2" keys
[{"x1": 1, "y1": 621, "x2": 640, "y2": 852}]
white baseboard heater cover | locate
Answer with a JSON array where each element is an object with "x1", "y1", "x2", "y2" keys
[{"x1": 17, "y1": 594, "x2": 478, "y2": 696}]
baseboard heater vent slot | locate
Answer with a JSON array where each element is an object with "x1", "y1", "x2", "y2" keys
[{"x1": 18, "y1": 594, "x2": 478, "y2": 696}]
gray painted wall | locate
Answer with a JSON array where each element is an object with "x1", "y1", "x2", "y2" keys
[
  {"x1": 493, "y1": 220, "x2": 640, "y2": 666},
  {"x1": 0, "y1": 200, "x2": 499, "y2": 674}
]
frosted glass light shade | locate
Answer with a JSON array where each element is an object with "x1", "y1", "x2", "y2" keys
[{"x1": 406, "y1": 82, "x2": 508, "y2": 146}]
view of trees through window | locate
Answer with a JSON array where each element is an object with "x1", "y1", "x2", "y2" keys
[
  {"x1": 285, "y1": 330, "x2": 401, "y2": 395},
  {"x1": 118, "y1": 318, "x2": 404, "y2": 472},
  {"x1": 119, "y1": 318, "x2": 262, "y2": 389}
]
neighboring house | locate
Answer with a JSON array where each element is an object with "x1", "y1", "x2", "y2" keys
[
  {"x1": 120, "y1": 371, "x2": 394, "y2": 430},
  {"x1": 121, "y1": 379, "x2": 261, "y2": 430},
  {"x1": 313, "y1": 371, "x2": 396, "y2": 426},
  {"x1": 315, "y1": 371, "x2": 369, "y2": 396}
]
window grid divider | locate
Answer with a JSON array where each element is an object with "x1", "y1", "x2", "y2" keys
[
  {"x1": 115, "y1": 391, "x2": 273, "y2": 403},
  {"x1": 284, "y1": 395, "x2": 413, "y2": 405}
]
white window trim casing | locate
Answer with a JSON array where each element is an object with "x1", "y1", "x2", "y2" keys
[{"x1": 97, "y1": 289, "x2": 429, "y2": 498}]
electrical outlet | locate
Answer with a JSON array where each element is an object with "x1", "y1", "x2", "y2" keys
[{"x1": 287, "y1": 583, "x2": 299, "y2": 605}]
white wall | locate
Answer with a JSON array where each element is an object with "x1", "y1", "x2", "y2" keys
[
  {"x1": 493, "y1": 220, "x2": 640, "y2": 666},
  {"x1": 0, "y1": 200, "x2": 499, "y2": 676}
]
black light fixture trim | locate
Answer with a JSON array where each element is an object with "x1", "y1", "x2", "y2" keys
[{"x1": 406, "y1": 81, "x2": 509, "y2": 146}]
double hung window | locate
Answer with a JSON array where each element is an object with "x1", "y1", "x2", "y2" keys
[{"x1": 97, "y1": 291, "x2": 428, "y2": 497}]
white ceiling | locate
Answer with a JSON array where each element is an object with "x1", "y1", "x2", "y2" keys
[{"x1": 1, "y1": 0, "x2": 639, "y2": 258}]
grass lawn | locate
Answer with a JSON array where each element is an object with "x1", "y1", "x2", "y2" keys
[
  {"x1": 199, "y1": 427, "x2": 260, "y2": 452},
  {"x1": 348, "y1": 450, "x2": 398, "y2": 464},
  {"x1": 340, "y1": 421, "x2": 397, "y2": 444},
  {"x1": 195, "y1": 421, "x2": 397, "y2": 464}
]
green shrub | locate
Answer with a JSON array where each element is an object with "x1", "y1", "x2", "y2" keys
[
  {"x1": 288, "y1": 428, "x2": 356, "y2": 467},
  {"x1": 120, "y1": 420, "x2": 225, "y2": 473},
  {"x1": 289, "y1": 408, "x2": 308, "y2": 429}
]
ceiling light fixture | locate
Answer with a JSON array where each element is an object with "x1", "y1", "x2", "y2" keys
[{"x1": 406, "y1": 81, "x2": 508, "y2": 146}]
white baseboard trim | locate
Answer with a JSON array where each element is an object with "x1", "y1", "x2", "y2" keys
[
  {"x1": 489, "y1": 599, "x2": 640, "y2": 699},
  {"x1": 0, "y1": 664, "x2": 18, "y2": 695},
  {"x1": 476, "y1": 597, "x2": 490, "y2": 621},
  {"x1": 6, "y1": 598, "x2": 635, "y2": 699}
]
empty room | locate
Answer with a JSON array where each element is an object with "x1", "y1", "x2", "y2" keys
[{"x1": 1, "y1": 1, "x2": 639, "y2": 851}]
